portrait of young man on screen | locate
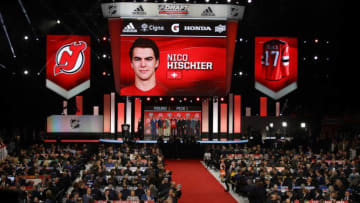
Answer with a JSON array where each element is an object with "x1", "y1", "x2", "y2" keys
[{"x1": 120, "y1": 38, "x2": 168, "y2": 96}]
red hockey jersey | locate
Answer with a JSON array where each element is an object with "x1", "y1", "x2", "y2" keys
[{"x1": 261, "y1": 39, "x2": 290, "y2": 81}]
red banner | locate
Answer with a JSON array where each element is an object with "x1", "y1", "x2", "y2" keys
[
  {"x1": 260, "y1": 97, "x2": 267, "y2": 117},
  {"x1": 255, "y1": 37, "x2": 297, "y2": 100},
  {"x1": 220, "y1": 103, "x2": 227, "y2": 133},
  {"x1": 117, "y1": 103, "x2": 125, "y2": 133},
  {"x1": 75, "y1": 96, "x2": 83, "y2": 115},
  {"x1": 234, "y1": 95, "x2": 241, "y2": 133},
  {"x1": 46, "y1": 35, "x2": 91, "y2": 99}
]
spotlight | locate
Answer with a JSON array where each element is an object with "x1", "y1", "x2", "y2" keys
[
  {"x1": 56, "y1": 19, "x2": 61, "y2": 24},
  {"x1": 248, "y1": 0, "x2": 252, "y2": 3},
  {"x1": 314, "y1": 55, "x2": 318, "y2": 60},
  {"x1": 314, "y1": 38, "x2": 319, "y2": 43},
  {"x1": 159, "y1": 97, "x2": 163, "y2": 101},
  {"x1": 102, "y1": 71, "x2": 107, "y2": 76},
  {"x1": 282, "y1": 122, "x2": 287, "y2": 127},
  {"x1": 183, "y1": 97, "x2": 187, "y2": 101},
  {"x1": 269, "y1": 123, "x2": 274, "y2": 128},
  {"x1": 24, "y1": 35, "x2": 29, "y2": 40},
  {"x1": 220, "y1": 97, "x2": 224, "y2": 102},
  {"x1": 102, "y1": 54, "x2": 107, "y2": 58},
  {"x1": 23, "y1": 70, "x2": 29, "y2": 75},
  {"x1": 300, "y1": 122, "x2": 306, "y2": 128},
  {"x1": 102, "y1": 36, "x2": 107, "y2": 41},
  {"x1": 170, "y1": 97, "x2": 174, "y2": 102},
  {"x1": 239, "y1": 71, "x2": 243, "y2": 76},
  {"x1": 227, "y1": 0, "x2": 231, "y2": 3},
  {"x1": 196, "y1": 97, "x2": 200, "y2": 102},
  {"x1": 146, "y1": 97, "x2": 151, "y2": 101}
]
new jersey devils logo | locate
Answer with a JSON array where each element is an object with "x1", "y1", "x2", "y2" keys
[{"x1": 54, "y1": 41, "x2": 87, "y2": 76}]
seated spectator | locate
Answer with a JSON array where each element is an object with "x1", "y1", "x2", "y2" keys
[
  {"x1": 82, "y1": 187, "x2": 93, "y2": 203},
  {"x1": 127, "y1": 190, "x2": 139, "y2": 201},
  {"x1": 121, "y1": 184, "x2": 130, "y2": 200},
  {"x1": 135, "y1": 183, "x2": 145, "y2": 198},
  {"x1": 141, "y1": 189, "x2": 154, "y2": 201}
]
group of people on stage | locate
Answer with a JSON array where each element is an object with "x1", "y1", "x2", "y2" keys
[{"x1": 150, "y1": 116, "x2": 200, "y2": 139}]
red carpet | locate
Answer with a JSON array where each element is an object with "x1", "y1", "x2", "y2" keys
[{"x1": 165, "y1": 159, "x2": 238, "y2": 203}]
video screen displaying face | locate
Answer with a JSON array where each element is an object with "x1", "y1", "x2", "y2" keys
[{"x1": 118, "y1": 20, "x2": 228, "y2": 96}]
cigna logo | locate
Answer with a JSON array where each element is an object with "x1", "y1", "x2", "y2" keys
[{"x1": 54, "y1": 41, "x2": 87, "y2": 76}]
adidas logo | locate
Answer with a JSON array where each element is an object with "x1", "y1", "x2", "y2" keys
[
  {"x1": 201, "y1": 7, "x2": 215, "y2": 16},
  {"x1": 123, "y1": 22, "x2": 137, "y2": 33},
  {"x1": 132, "y1": 5, "x2": 146, "y2": 15}
]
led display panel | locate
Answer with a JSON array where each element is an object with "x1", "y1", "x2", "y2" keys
[{"x1": 117, "y1": 20, "x2": 228, "y2": 96}]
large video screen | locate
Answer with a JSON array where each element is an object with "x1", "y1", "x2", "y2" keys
[
  {"x1": 254, "y1": 37, "x2": 298, "y2": 100},
  {"x1": 118, "y1": 20, "x2": 227, "y2": 96}
]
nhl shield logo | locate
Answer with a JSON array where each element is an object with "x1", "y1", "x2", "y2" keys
[{"x1": 108, "y1": 4, "x2": 117, "y2": 15}]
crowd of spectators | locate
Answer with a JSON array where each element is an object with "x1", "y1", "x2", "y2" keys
[
  {"x1": 63, "y1": 143, "x2": 181, "y2": 203},
  {"x1": 0, "y1": 138, "x2": 182, "y2": 203},
  {"x1": 204, "y1": 133, "x2": 360, "y2": 203},
  {"x1": 0, "y1": 142, "x2": 91, "y2": 202}
]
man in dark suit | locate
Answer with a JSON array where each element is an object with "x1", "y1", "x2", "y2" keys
[
  {"x1": 157, "y1": 116, "x2": 163, "y2": 137},
  {"x1": 150, "y1": 117, "x2": 157, "y2": 140},
  {"x1": 177, "y1": 117, "x2": 183, "y2": 138},
  {"x1": 313, "y1": 189, "x2": 324, "y2": 200}
]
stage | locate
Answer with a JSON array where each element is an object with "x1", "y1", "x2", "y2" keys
[{"x1": 44, "y1": 138, "x2": 248, "y2": 144}]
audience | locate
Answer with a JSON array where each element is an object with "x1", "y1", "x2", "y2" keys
[
  {"x1": 205, "y1": 132, "x2": 360, "y2": 202},
  {"x1": 67, "y1": 143, "x2": 181, "y2": 203},
  {"x1": 1, "y1": 126, "x2": 359, "y2": 203},
  {"x1": 0, "y1": 142, "x2": 91, "y2": 202},
  {"x1": 0, "y1": 139, "x2": 182, "y2": 203}
]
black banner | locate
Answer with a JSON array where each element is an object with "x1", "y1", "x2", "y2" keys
[{"x1": 121, "y1": 20, "x2": 227, "y2": 36}]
